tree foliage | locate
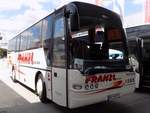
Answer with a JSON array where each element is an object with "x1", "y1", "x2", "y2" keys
[{"x1": 0, "y1": 48, "x2": 7, "y2": 58}]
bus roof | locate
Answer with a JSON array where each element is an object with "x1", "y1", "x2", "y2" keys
[{"x1": 66, "y1": 2, "x2": 122, "y2": 27}]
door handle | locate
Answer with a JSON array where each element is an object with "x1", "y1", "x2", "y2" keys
[{"x1": 54, "y1": 72, "x2": 57, "y2": 77}]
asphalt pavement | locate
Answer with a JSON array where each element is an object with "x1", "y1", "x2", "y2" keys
[{"x1": 0, "y1": 80, "x2": 29, "y2": 108}]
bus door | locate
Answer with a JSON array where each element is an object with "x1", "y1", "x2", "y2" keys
[
  {"x1": 136, "y1": 37, "x2": 143, "y2": 87},
  {"x1": 51, "y1": 15, "x2": 67, "y2": 107},
  {"x1": 136, "y1": 38, "x2": 143, "y2": 77},
  {"x1": 128, "y1": 37, "x2": 142, "y2": 88}
]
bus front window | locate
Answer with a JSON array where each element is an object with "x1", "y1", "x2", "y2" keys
[{"x1": 70, "y1": 25, "x2": 126, "y2": 73}]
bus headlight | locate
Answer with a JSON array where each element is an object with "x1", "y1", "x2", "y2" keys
[
  {"x1": 126, "y1": 65, "x2": 132, "y2": 70},
  {"x1": 126, "y1": 65, "x2": 133, "y2": 71},
  {"x1": 72, "y1": 84, "x2": 82, "y2": 90}
]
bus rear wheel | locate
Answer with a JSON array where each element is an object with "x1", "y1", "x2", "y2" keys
[{"x1": 36, "y1": 74, "x2": 47, "y2": 103}]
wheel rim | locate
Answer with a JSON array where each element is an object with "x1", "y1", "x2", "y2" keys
[{"x1": 37, "y1": 78, "x2": 43, "y2": 96}]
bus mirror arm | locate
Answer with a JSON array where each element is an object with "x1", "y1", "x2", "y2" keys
[
  {"x1": 65, "y1": 3, "x2": 80, "y2": 31},
  {"x1": 70, "y1": 13, "x2": 80, "y2": 31}
]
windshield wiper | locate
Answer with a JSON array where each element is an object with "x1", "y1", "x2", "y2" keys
[{"x1": 83, "y1": 66, "x2": 127, "y2": 75}]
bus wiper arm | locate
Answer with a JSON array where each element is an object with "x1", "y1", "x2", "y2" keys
[{"x1": 84, "y1": 66, "x2": 111, "y2": 75}]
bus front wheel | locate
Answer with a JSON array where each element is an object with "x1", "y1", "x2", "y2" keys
[{"x1": 36, "y1": 74, "x2": 47, "y2": 103}]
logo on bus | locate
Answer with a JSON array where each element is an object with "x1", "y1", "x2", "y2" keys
[
  {"x1": 17, "y1": 52, "x2": 33, "y2": 64},
  {"x1": 85, "y1": 74, "x2": 116, "y2": 84}
]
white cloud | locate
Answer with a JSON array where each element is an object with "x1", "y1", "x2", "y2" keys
[
  {"x1": 132, "y1": 0, "x2": 145, "y2": 4},
  {"x1": 22, "y1": 0, "x2": 45, "y2": 10},
  {"x1": 0, "y1": 0, "x2": 98, "y2": 41},
  {"x1": 37, "y1": 0, "x2": 51, "y2": 3},
  {"x1": 0, "y1": 0, "x2": 23, "y2": 11},
  {"x1": 7, "y1": 9, "x2": 49, "y2": 39},
  {"x1": 51, "y1": 0, "x2": 95, "y2": 8},
  {"x1": 0, "y1": 0, "x2": 51, "y2": 11},
  {"x1": 103, "y1": 1, "x2": 112, "y2": 7},
  {"x1": 0, "y1": 0, "x2": 50, "y2": 40},
  {"x1": 124, "y1": 11, "x2": 145, "y2": 28}
]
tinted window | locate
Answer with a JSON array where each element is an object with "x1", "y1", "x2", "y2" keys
[
  {"x1": 42, "y1": 16, "x2": 52, "y2": 66},
  {"x1": 70, "y1": 27, "x2": 124, "y2": 60},
  {"x1": 128, "y1": 39, "x2": 138, "y2": 58},
  {"x1": 8, "y1": 38, "x2": 16, "y2": 52},
  {"x1": 28, "y1": 21, "x2": 42, "y2": 49},
  {"x1": 52, "y1": 17, "x2": 66, "y2": 67},
  {"x1": 16, "y1": 35, "x2": 20, "y2": 52},
  {"x1": 20, "y1": 31, "x2": 28, "y2": 51},
  {"x1": 26, "y1": 29, "x2": 32, "y2": 50},
  {"x1": 54, "y1": 18, "x2": 64, "y2": 37},
  {"x1": 42, "y1": 16, "x2": 52, "y2": 47}
]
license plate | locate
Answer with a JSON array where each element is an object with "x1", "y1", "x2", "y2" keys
[{"x1": 107, "y1": 93, "x2": 120, "y2": 100}]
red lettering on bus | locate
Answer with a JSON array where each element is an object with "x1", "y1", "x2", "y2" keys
[
  {"x1": 102, "y1": 74, "x2": 109, "y2": 81},
  {"x1": 85, "y1": 74, "x2": 116, "y2": 84},
  {"x1": 91, "y1": 76, "x2": 97, "y2": 83},
  {"x1": 17, "y1": 52, "x2": 34, "y2": 64}
]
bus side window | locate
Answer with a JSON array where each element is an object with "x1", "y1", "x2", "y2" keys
[
  {"x1": 42, "y1": 16, "x2": 52, "y2": 66},
  {"x1": 52, "y1": 17, "x2": 66, "y2": 67}
]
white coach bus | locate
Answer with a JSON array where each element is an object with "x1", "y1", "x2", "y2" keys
[{"x1": 7, "y1": 2, "x2": 135, "y2": 108}]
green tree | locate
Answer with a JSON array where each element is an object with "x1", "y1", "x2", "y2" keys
[{"x1": 0, "y1": 48, "x2": 7, "y2": 58}]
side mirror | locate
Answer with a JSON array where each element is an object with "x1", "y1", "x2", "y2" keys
[{"x1": 70, "y1": 14, "x2": 80, "y2": 31}]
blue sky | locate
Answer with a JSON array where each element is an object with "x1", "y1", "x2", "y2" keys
[
  {"x1": 103, "y1": 0, "x2": 144, "y2": 15},
  {"x1": 125, "y1": 0, "x2": 143, "y2": 15},
  {"x1": 0, "y1": 0, "x2": 145, "y2": 40}
]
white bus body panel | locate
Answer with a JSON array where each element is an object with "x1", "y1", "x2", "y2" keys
[
  {"x1": 9, "y1": 48, "x2": 54, "y2": 103},
  {"x1": 135, "y1": 72, "x2": 140, "y2": 88},
  {"x1": 129, "y1": 57, "x2": 140, "y2": 88},
  {"x1": 9, "y1": 48, "x2": 135, "y2": 108},
  {"x1": 68, "y1": 70, "x2": 135, "y2": 108},
  {"x1": 45, "y1": 70, "x2": 52, "y2": 100},
  {"x1": 52, "y1": 67, "x2": 67, "y2": 107},
  {"x1": 11, "y1": 48, "x2": 47, "y2": 89}
]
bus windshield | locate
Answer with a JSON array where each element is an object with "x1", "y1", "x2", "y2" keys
[
  {"x1": 69, "y1": 17, "x2": 127, "y2": 73},
  {"x1": 71, "y1": 27, "x2": 124, "y2": 60},
  {"x1": 72, "y1": 26, "x2": 124, "y2": 60}
]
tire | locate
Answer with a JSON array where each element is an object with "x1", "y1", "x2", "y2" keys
[{"x1": 36, "y1": 74, "x2": 47, "y2": 103}]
